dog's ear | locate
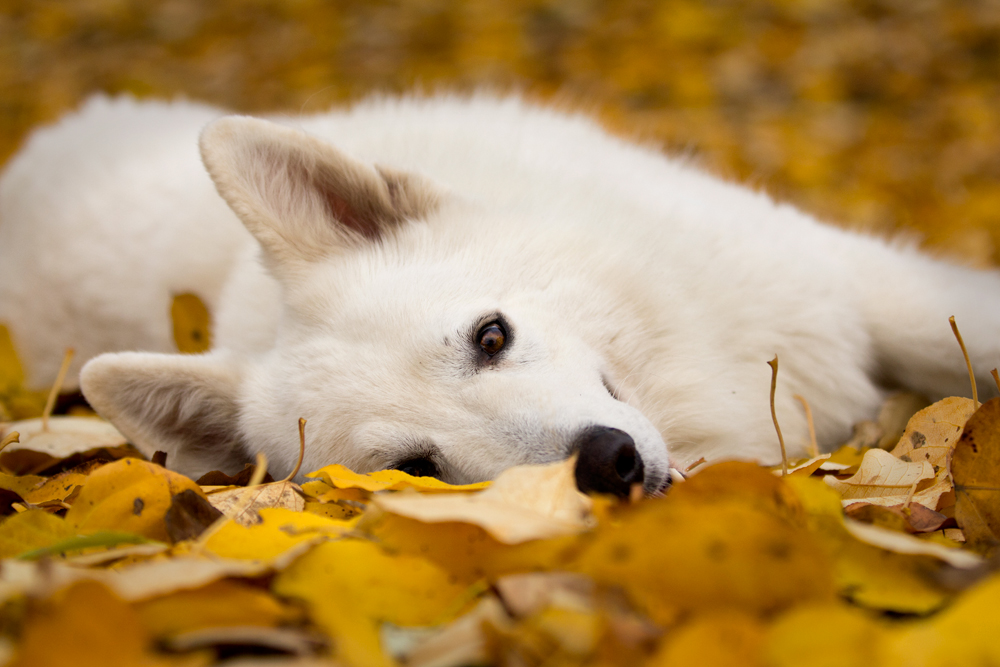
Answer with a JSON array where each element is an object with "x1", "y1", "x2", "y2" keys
[
  {"x1": 80, "y1": 352, "x2": 251, "y2": 478},
  {"x1": 199, "y1": 116, "x2": 441, "y2": 277}
]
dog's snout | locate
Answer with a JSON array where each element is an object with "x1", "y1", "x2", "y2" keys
[{"x1": 573, "y1": 426, "x2": 645, "y2": 497}]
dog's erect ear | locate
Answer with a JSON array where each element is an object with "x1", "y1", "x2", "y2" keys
[
  {"x1": 200, "y1": 116, "x2": 441, "y2": 276},
  {"x1": 80, "y1": 352, "x2": 251, "y2": 478}
]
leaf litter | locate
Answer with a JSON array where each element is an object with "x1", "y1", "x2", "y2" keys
[{"x1": 0, "y1": 328, "x2": 999, "y2": 665}]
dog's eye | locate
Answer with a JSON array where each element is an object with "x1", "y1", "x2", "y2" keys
[
  {"x1": 477, "y1": 322, "x2": 506, "y2": 356},
  {"x1": 394, "y1": 457, "x2": 438, "y2": 478}
]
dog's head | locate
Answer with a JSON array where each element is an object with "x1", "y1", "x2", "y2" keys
[{"x1": 81, "y1": 116, "x2": 672, "y2": 494}]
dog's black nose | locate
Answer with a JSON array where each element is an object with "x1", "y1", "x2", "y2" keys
[{"x1": 573, "y1": 426, "x2": 644, "y2": 497}]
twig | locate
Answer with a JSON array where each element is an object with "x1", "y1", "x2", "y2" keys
[
  {"x1": 992, "y1": 369, "x2": 1000, "y2": 395},
  {"x1": 949, "y1": 317, "x2": 978, "y2": 409},
  {"x1": 793, "y1": 394, "x2": 819, "y2": 459},
  {"x1": 42, "y1": 348, "x2": 74, "y2": 433},
  {"x1": 768, "y1": 356, "x2": 788, "y2": 476}
]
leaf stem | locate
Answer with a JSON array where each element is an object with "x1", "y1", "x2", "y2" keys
[
  {"x1": 949, "y1": 317, "x2": 978, "y2": 409},
  {"x1": 42, "y1": 348, "x2": 74, "y2": 433},
  {"x1": 794, "y1": 394, "x2": 818, "y2": 459},
  {"x1": 769, "y1": 355, "x2": 788, "y2": 476}
]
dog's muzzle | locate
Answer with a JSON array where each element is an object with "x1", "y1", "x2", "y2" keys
[{"x1": 573, "y1": 426, "x2": 649, "y2": 497}]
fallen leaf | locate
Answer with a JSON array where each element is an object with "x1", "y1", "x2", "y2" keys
[
  {"x1": 765, "y1": 602, "x2": 883, "y2": 667},
  {"x1": 273, "y1": 539, "x2": 469, "y2": 667},
  {"x1": 951, "y1": 397, "x2": 1000, "y2": 556},
  {"x1": 494, "y1": 572, "x2": 594, "y2": 618},
  {"x1": 65, "y1": 458, "x2": 207, "y2": 542},
  {"x1": 785, "y1": 476, "x2": 956, "y2": 614},
  {"x1": 163, "y1": 627, "x2": 326, "y2": 657},
  {"x1": 399, "y1": 596, "x2": 513, "y2": 667},
  {"x1": 889, "y1": 396, "x2": 975, "y2": 468},
  {"x1": 0, "y1": 416, "x2": 128, "y2": 457},
  {"x1": 165, "y1": 489, "x2": 224, "y2": 542},
  {"x1": 845, "y1": 502, "x2": 954, "y2": 534},
  {"x1": 202, "y1": 507, "x2": 351, "y2": 565},
  {"x1": 882, "y1": 573, "x2": 1000, "y2": 666},
  {"x1": 0, "y1": 508, "x2": 74, "y2": 558},
  {"x1": 0, "y1": 323, "x2": 47, "y2": 420},
  {"x1": 372, "y1": 458, "x2": 593, "y2": 544},
  {"x1": 6, "y1": 580, "x2": 202, "y2": 667},
  {"x1": 135, "y1": 579, "x2": 300, "y2": 638},
  {"x1": 824, "y1": 448, "x2": 949, "y2": 509},
  {"x1": 206, "y1": 481, "x2": 305, "y2": 526},
  {"x1": 647, "y1": 610, "x2": 765, "y2": 667},
  {"x1": 572, "y1": 496, "x2": 834, "y2": 625},
  {"x1": 841, "y1": 518, "x2": 980, "y2": 569},
  {"x1": 196, "y1": 463, "x2": 274, "y2": 487},
  {"x1": 306, "y1": 463, "x2": 490, "y2": 493}
]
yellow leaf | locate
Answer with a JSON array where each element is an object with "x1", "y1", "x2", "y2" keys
[
  {"x1": 65, "y1": 458, "x2": 205, "y2": 542},
  {"x1": 883, "y1": 573, "x2": 1000, "y2": 667},
  {"x1": 572, "y1": 497, "x2": 834, "y2": 625},
  {"x1": 0, "y1": 509, "x2": 74, "y2": 558},
  {"x1": 0, "y1": 323, "x2": 47, "y2": 420},
  {"x1": 889, "y1": 396, "x2": 975, "y2": 469},
  {"x1": 135, "y1": 579, "x2": 298, "y2": 638},
  {"x1": 203, "y1": 507, "x2": 351, "y2": 565},
  {"x1": 364, "y1": 510, "x2": 582, "y2": 584},
  {"x1": 7, "y1": 580, "x2": 203, "y2": 667},
  {"x1": 273, "y1": 539, "x2": 469, "y2": 667},
  {"x1": 372, "y1": 458, "x2": 592, "y2": 544},
  {"x1": 306, "y1": 463, "x2": 490, "y2": 493},
  {"x1": 648, "y1": 610, "x2": 765, "y2": 667},
  {"x1": 171, "y1": 292, "x2": 212, "y2": 354},
  {"x1": 765, "y1": 602, "x2": 883, "y2": 667},
  {"x1": 0, "y1": 472, "x2": 46, "y2": 499},
  {"x1": 785, "y1": 476, "x2": 954, "y2": 613}
]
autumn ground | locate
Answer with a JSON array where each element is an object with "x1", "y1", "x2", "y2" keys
[{"x1": 2, "y1": 1, "x2": 1000, "y2": 666}]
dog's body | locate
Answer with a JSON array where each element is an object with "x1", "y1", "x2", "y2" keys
[{"x1": 2, "y1": 94, "x2": 998, "y2": 491}]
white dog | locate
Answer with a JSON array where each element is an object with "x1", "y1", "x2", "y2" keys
[{"x1": 1, "y1": 94, "x2": 998, "y2": 494}]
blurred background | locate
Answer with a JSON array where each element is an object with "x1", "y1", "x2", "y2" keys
[{"x1": 3, "y1": 0, "x2": 1000, "y2": 265}]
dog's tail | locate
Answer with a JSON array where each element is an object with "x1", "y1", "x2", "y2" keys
[{"x1": 853, "y1": 234, "x2": 1000, "y2": 401}]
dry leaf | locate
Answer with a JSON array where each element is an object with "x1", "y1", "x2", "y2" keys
[
  {"x1": 889, "y1": 396, "x2": 975, "y2": 468},
  {"x1": 0, "y1": 416, "x2": 127, "y2": 457},
  {"x1": 373, "y1": 457, "x2": 593, "y2": 545},
  {"x1": 841, "y1": 518, "x2": 980, "y2": 569},
  {"x1": 951, "y1": 397, "x2": 1000, "y2": 556},
  {"x1": 206, "y1": 481, "x2": 305, "y2": 526},
  {"x1": 165, "y1": 489, "x2": 224, "y2": 542},
  {"x1": 402, "y1": 596, "x2": 513, "y2": 667},
  {"x1": 824, "y1": 448, "x2": 950, "y2": 509},
  {"x1": 494, "y1": 572, "x2": 594, "y2": 618}
]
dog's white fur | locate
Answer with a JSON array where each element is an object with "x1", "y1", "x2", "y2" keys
[{"x1": 2, "y1": 94, "x2": 999, "y2": 489}]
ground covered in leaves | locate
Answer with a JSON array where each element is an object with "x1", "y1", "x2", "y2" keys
[{"x1": 0, "y1": 362, "x2": 999, "y2": 666}]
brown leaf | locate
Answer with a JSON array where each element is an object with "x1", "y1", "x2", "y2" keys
[
  {"x1": 165, "y1": 489, "x2": 224, "y2": 543},
  {"x1": 196, "y1": 463, "x2": 275, "y2": 487},
  {"x1": 845, "y1": 502, "x2": 955, "y2": 534},
  {"x1": 824, "y1": 448, "x2": 951, "y2": 509},
  {"x1": 889, "y1": 396, "x2": 975, "y2": 469},
  {"x1": 951, "y1": 397, "x2": 1000, "y2": 556}
]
